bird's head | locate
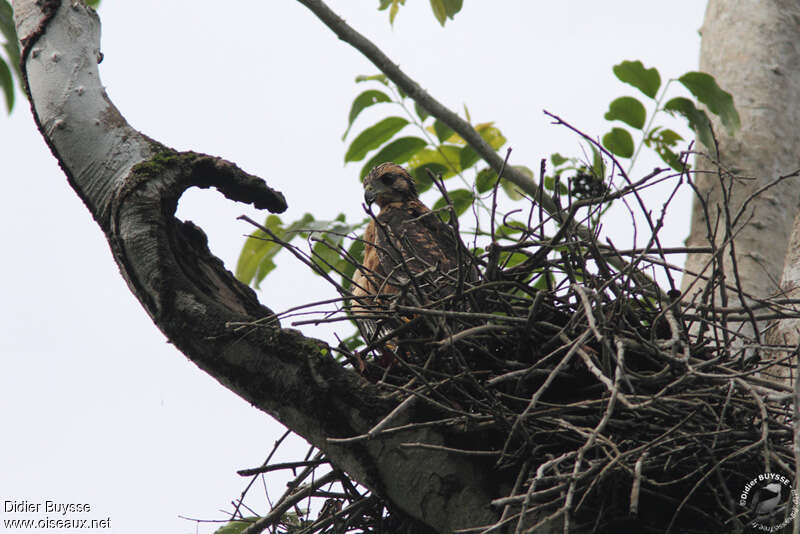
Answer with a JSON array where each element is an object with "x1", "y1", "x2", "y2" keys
[{"x1": 362, "y1": 163, "x2": 418, "y2": 207}]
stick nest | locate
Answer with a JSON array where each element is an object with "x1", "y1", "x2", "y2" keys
[{"x1": 232, "y1": 155, "x2": 798, "y2": 534}]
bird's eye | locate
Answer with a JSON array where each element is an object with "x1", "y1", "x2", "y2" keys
[{"x1": 380, "y1": 173, "x2": 397, "y2": 185}]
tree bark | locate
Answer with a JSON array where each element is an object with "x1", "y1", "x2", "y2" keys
[
  {"x1": 12, "y1": 1, "x2": 507, "y2": 532},
  {"x1": 681, "y1": 0, "x2": 800, "y2": 343}
]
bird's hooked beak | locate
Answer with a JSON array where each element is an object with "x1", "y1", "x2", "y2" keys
[
  {"x1": 364, "y1": 184, "x2": 377, "y2": 205},
  {"x1": 363, "y1": 180, "x2": 390, "y2": 205}
]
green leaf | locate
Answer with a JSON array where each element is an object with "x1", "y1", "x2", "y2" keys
[
  {"x1": 2, "y1": 39, "x2": 19, "y2": 75},
  {"x1": 345, "y1": 117, "x2": 409, "y2": 162},
  {"x1": 644, "y1": 127, "x2": 685, "y2": 171},
  {"x1": 602, "y1": 128, "x2": 634, "y2": 158},
  {"x1": 408, "y1": 145, "x2": 461, "y2": 177},
  {"x1": 410, "y1": 162, "x2": 448, "y2": 193},
  {"x1": 430, "y1": 0, "x2": 447, "y2": 25},
  {"x1": 339, "y1": 330, "x2": 365, "y2": 351},
  {"x1": 501, "y1": 251, "x2": 528, "y2": 268},
  {"x1": 436, "y1": 144, "x2": 463, "y2": 175},
  {"x1": 498, "y1": 222, "x2": 526, "y2": 237},
  {"x1": 590, "y1": 145, "x2": 605, "y2": 179},
  {"x1": 433, "y1": 119, "x2": 454, "y2": 143},
  {"x1": 355, "y1": 73, "x2": 388, "y2": 85},
  {"x1": 213, "y1": 518, "x2": 258, "y2": 534},
  {"x1": 0, "y1": 56, "x2": 13, "y2": 112},
  {"x1": 476, "y1": 168, "x2": 498, "y2": 193},
  {"x1": 360, "y1": 136, "x2": 427, "y2": 179},
  {"x1": 0, "y1": 0, "x2": 20, "y2": 82},
  {"x1": 312, "y1": 238, "x2": 343, "y2": 274},
  {"x1": 664, "y1": 97, "x2": 714, "y2": 152},
  {"x1": 443, "y1": 0, "x2": 463, "y2": 18},
  {"x1": 604, "y1": 96, "x2": 646, "y2": 129},
  {"x1": 341, "y1": 237, "x2": 366, "y2": 292},
  {"x1": 543, "y1": 175, "x2": 568, "y2": 194},
  {"x1": 476, "y1": 123, "x2": 507, "y2": 150},
  {"x1": 460, "y1": 125, "x2": 506, "y2": 171},
  {"x1": 656, "y1": 146, "x2": 683, "y2": 171},
  {"x1": 378, "y1": 0, "x2": 393, "y2": 9},
  {"x1": 533, "y1": 270, "x2": 554, "y2": 290},
  {"x1": 414, "y1": 102, "x2": 429, "y2": 122},
  {"x1": 0, "y1": 0, "x2": 16, "y2": 44},
  {"x1": 678, "y1": 71, "x2": 740, "y2": 134},
  {"x1": 550, "y1": 153, "x2": 568, "y2": 167},
  {"x1": 235, "y1": 213, "x2": 317, "y2": 288},
  {"x1": 651, "y1": 127, "x2": 683, "y2": 146},
  {"x1": 343, "y1": 89, "x2": 392, "y2": 140},
  {"x1": 612, "y1": 60, "x2": 661, "y2": 99},
  {"x1": 305, "y1": 217, "x2": 368, "y2": 276},
  {"x1": 503, "y1": 166, "x2": 532, "y2": 200},
  {"x1": 459, "y1": 146, "x2": 480, "y2": 171},
  {"x1": 430, "y1": 0, "x2": 462, "y2": 26},
  {"x1": 85, "y1": 0, "x2": 101, "y2": 8},
  {"x1": 433, "y1": 189, "x2": 474, "y2": 221},
  {"x1": 235, "y1": 214, "x2": 286, "y2": 288}
]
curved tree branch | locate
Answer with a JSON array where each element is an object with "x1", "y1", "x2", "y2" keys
[{"x1": 12, "y1": 1, "x2": 502, "y2": 532}]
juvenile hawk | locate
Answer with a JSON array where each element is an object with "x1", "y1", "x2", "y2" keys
[{"x1": 352, "y1": 163, "x2": 476, "y2": 346}]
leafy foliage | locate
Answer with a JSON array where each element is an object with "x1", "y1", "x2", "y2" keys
[
  {"x1": 678, "y1": 71, "x2": 740, "y2": 133},
  {"x1": 604, "y1": 96, "x2": 645, "y2": 129},
  {"x1": 602, "y1": 127, "x2": 634, "y2": 158},
  {"x1": 213, "y1": 512, "x2": 312, "y2": 534},
  {"x1": 612, "y1": 59, "x2": 661, "y2": 99},
  {"x1": 235, "y1": 213, "x2": 366, "y2": 290},
  {"x1": 212, "y1": 518, "x2": 258, "y2": 534},
  {"x1": 343, "y1": 89, "x2": 392, "y2": 140},
  {"x1": 602, "y1": 59, "x2": 740, "y2": 170},
  {"x1": 344, "y1": 116, "x2": 409, "y2": 162},
  {"x1": 235, "y1": 73, "x2": 514, "y2": 298},
  {"x1": 378, "y1": 0, "x2": 463, "y2": 26},
  {"x1": 236, "y1": 61, "x2": 740, "y2": 311},
  {"x1": 663, "y1": 97, "x2": 713, "y2": 153},
  {"x1": 0, "y1": 0, "x2": 20, "y2": 113}
]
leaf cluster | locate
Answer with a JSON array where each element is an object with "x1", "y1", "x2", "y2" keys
[
  {"x1": 236, "y1": 72, "x2": 519, "y2": 302},
  {"x1": 377, "y1": 0, "x2": 463, "y2": 27},
  {"x1": 236, "y1": 213, "x2": 366, "y2": 292},
  {"x1": 236, "y1": 59, "x2": 742, "y2": 360},
  {"x1": 0, "y1": 0, "x2": 20, "y2": 113},
  {"x1": 602, "y1": 59, "x2": 740, "y2": 169}
]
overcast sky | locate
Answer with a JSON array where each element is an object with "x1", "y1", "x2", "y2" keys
[{"x1": 1, "y1": 2, "x2": 706, "y2": 532}]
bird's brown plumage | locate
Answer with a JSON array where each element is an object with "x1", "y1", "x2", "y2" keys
[{"x1": 352, "y1": 163, "x2": 475, "y2": 344}]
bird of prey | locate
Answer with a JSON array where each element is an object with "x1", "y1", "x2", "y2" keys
[{"x1": 351, "y1": 163, "x2": 476, "y2": 350}]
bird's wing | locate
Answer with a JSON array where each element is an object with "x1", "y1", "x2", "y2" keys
[
  {"x1": 351, "y1": 201, "x2": 476, "y2": 347},
  {"x1": 372, "y1": 201, "x2": 472, "y2": 295}
]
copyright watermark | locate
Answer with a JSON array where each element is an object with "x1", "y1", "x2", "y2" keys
[
  {"x1": 739, "y1": 473, "x2": 799, "y2": 532},
  {"x1": 2, "y1": 499, "x2": 110, "y2": 530}
]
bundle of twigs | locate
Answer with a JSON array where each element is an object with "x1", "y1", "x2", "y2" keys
[{"x1": 226, "y1": 150, "x2": 799, "y2": 534}]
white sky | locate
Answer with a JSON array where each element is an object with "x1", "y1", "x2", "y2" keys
[{"x1": 1, "y1": 2, "x2": 706, "y2": 532}]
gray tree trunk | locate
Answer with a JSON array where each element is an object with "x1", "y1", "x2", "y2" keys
[{"x1": 681, "y1": 0, "x2": 800, "y2": 346}]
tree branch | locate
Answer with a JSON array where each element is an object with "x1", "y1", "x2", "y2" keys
[{"x1": 13, "y1": 1, "x2": 501, "y2": 532}]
